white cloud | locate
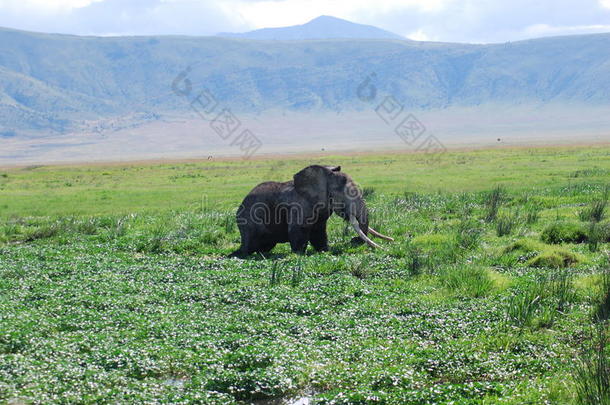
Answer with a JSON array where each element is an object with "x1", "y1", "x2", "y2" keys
[
  {"x1": 0, "y1": 0, "x2": 102, "y2": 12},
  {"x1": 600, "y1": 0, "x2": 610, "y2": 9},
  {"x1": 407, "y1": 29, "x2": 430, "y2": 41},
  {"x1": 524, "y1": 23, "x2": 610, "y2": 37}
]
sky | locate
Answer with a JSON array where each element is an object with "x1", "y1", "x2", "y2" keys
[{"x1": 0, "y1": 0, "x2": 609, "y2": 43}]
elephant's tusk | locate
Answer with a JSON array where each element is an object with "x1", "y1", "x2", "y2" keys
[
  {"x1": 349, "y1": 216, "x2": 382, "y2": 249},
  {"x1": 368, "y1": 227, "x2": 394, "y2": 241}
]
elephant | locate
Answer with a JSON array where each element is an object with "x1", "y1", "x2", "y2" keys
[{"x1": 228, "y1": 165, "x2": 393, "y2": 257}]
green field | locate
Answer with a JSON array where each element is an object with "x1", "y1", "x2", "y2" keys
[{"x1": 1, "y1": 146, "x2": 610, "y2": 404}]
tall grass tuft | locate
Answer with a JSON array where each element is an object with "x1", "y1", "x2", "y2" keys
[
  {"x1": 440, "y1": 266, "x2": 494, "y2": 298},
  {"x1": 223, "y1": 213, "x2": 236, "y2": 234},
  {"x1": 362, "y1": 187, "x2": 376, "y2": 200},
  {"x1": 594, "y1": 268, "x2": 610, "y2": 323},
  {"x1": 455, "y1": 218, "x2": 483, "y2": 250},
  {"x1": 549, "y1": 269, "x2": 577, "y2": 313},
  {"x1": 269, "y1": 261, "x2": 283, "y2": 286},
  {"x1": 291, "y1": 261, "x2": 304, "y2": 287},
  {"x1": 525, "y1": 205, "x2": 541, "y2": 224},
  {"x1": 573, "y1": 326, "x2": 610, "y2": 405},
  {"x1": 485, "y1": 186, "x2": 505, "y2": 223},
  {"x1": 505, "y1": 287, "x2": 542, "y2": 328},
  {"x1": 505, "y1": 269, "x2": 576, "y2": 328},
  {"x1": 587, "y1": 222, "x2": 602, "y2": 253},
  {"x1": 141, "y1": 222, "x2": 168, "y2": 253},
  {"x1": 406, "y1": 246, "x2": 424, "y2": 276},
  {"x1": 496, "y1": 211, "x2": 518, "y2": 237},
  {"x1": 579, "y1": 187, "x2": 609, "y2": 223}
]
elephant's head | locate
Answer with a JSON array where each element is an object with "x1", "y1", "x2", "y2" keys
[{"x1": 293, "y1": 165, "x2": 393, "y2": 248}]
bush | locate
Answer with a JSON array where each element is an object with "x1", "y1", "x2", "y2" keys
[
  {"x1": 526, "y1": 248, "x2": 582, "y2": 268},
  {"x1": 503, "y1": 238, "x2": 546, "y2": 255},
  {"x1": 541, "y1": 221, "x2": 588, "y2": 244},
  {"x1": 503, "y1": 239, "x2": 583, "y2": 268}
]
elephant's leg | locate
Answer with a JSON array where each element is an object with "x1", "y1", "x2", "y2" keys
[
  {"x1": 229, "y1": 226, "x2": 257, "y2": 257},
  {"x1": 288, "y1": 225, "x2": 310, "y2": 254},
  {"x1": 259, "y1": 240, "x2": 277, "y2": 253},
  {"x1": 309, "y1": 220, "x2": 329, "y2": 252}
]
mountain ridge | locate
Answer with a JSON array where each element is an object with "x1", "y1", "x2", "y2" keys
[
  {"x1": 0, "y1": 21, "x2": 609, "y2": 139},
  {"x1": 217, "y1": 15, "x2": 406, "y2": 41}
]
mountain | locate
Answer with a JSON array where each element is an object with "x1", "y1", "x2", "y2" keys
[
  {"x1": 0, "y1": 22, "x2": 610, "y2": 146},
  {"x1": 217, "y1": 15, "x2": 405, "y2": 40}
]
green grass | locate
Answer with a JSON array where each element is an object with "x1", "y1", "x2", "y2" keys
[
  {"x1": 1, "y1": 145, "x2": 609, "y2": 218},
  {"x1": 1, "y1": 145, "x2": 610, "y2": 403}
]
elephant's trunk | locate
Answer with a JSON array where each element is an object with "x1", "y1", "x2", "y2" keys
[
  {"x1": 344, "y1": 183, "x2": 393, "y2": 246},
  {"x1": 333, "y1": 180, "x2": 393, "y2": 248}
]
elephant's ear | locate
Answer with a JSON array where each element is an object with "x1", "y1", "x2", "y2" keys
[{"x1": 293, "y1": 165, "x2": 330, "y2": 202}]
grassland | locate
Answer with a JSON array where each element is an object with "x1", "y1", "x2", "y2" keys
[{"x1": 1, "y1": 145, "x2": 610, "y2": 404}]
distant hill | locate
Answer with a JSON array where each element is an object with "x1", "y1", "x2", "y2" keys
[
  {"x1": 217, "y1": 16, "x2": 406, "y2": 40},
  {"x1": 1, "y1": 21, "x2": 610, "y2": 141}
]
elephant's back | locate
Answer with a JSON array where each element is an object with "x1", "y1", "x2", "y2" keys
[
  {"x1": 247, "y1": 181, "x2": 289, "y2": 197},
  {"x1": 238, "y1": 181, "x2": 291, "y2": 209}
]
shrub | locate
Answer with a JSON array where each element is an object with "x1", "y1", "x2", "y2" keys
[
  {"x1": 527, "y1": 249, "x2": 582, "y2": 268},
  {"x1": 496, "y1": 239, "x2": 542, "y2": 267},
  {"x1": 503, "y1": 239, "x2": 583, "y2": 268},
  {"x1": 503, "y1": 238, "x2": 546, "y2": 254},
  {"x1": 541, "y1": 221, "x2": 588, "y2": 244}
]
